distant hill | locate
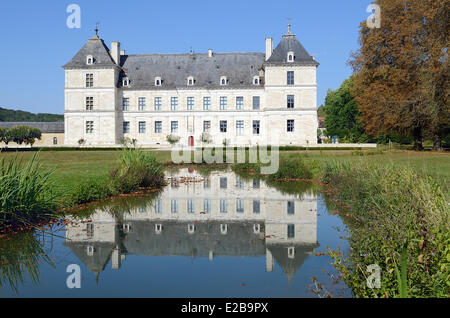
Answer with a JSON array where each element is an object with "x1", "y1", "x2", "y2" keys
[{"x1": 0, "y1": 107, "x2": 63, "y2": 122}]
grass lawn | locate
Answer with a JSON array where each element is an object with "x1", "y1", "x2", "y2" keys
[{"x1": 1, "y1": 148, "x2": 449, "y2": 197}]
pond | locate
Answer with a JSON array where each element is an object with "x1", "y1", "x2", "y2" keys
[{"x1": 0, "y1": 168, "x2": 351, "y2": 298}]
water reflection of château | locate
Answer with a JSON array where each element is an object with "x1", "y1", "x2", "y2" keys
[{"x1": 65, "y1": 169, "x2": 319, "y2": 282}]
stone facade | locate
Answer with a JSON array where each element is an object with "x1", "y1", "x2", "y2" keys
[{"x1": 63, "y1": 27, "x2": 319, "y2": 147}]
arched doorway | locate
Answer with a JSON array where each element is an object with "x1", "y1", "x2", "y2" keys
[{"x1": 188, "y1": 136, "x2": 194, "y2": 147}]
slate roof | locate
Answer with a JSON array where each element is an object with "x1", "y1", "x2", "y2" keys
[
  {"x1": 0, "y1": 122, "x2": 64, "y2": 133},
  {"x1": 266, "y1": 33, "x2": 319, "y2": 66},
  {"x1": 119, "y1": 53, "x2": 265, "y2": 90},
  {"x1": 62, "y1": 35, "x2": 117, "y2": 70}
]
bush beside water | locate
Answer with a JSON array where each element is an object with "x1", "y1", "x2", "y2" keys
[{"x1": 321, "y1": 161, "x2": 450, "y2": 298}]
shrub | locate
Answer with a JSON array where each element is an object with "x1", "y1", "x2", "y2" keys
[
  {"x1": 68, "y1": 178, "x2": 113, "y2": 206},
  {"x1": 110, "y1": 147, "x2": 166, "y2": 194},
  {"x1": 267, "y1": 157, "x2": 314, "y2": 180},
  {"x1": 166, "y1": 134, "x2": 180, "y2": 145}
]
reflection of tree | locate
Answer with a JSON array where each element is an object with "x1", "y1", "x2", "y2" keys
[{"x1": 0, "y1": 231, "x2": 53, "y2": 295}]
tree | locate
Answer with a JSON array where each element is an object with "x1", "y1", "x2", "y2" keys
[
  {"x1": 322, "y1": 77, "x2": 369, "y2": 143},
  {"x1": 349, "y1": 0, "x2": 449, "y2": 150},
  {"x1": 0, "y1": 127, "x2": 12, "y2": 147},
  {"x1": 9, "y1": 126, "x2": 41, "y2": 146}
]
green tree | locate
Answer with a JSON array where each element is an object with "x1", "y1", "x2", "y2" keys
[
  {"x1": 9, "y1": 126, "x2": 41, "y2": 146},
  {"x1": 322, "y1": 78, "x2": 369, "y2": 143},
  {"x1": 0, "y1": 127, "x2": 12, "y2": 146}
]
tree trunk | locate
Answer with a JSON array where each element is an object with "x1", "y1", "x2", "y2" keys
[{"x1": 412, "y1": 127, "x2": 423, "y2": 151}]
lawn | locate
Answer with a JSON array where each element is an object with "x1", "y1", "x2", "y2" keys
[{"x1": 0, "y1": 148, "x2": 449, "y2": 196}]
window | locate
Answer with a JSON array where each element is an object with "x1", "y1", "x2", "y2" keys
[
  {"x1": 220, "y1": 177, "x2": 227, "y2": 189},
  {"x1": 253, "y1": 96, "x2": 260, "y2": 110},
  {"x1": 122, "y1": 77, "x2": 130, "y2": 87},
  {"x1": 220, "y1": 121, "x2": 227, "y2": 133},
  {"x1": 287, "y1": 120, "x2": 295, "y2": 132},
  {"x1": 122, "y1": 98, "x2": 130, "y2": 111},
  {"x1": 236, "y1": 97, "x2": 244, "y2": 110},
  {"x1": 171, "y1": 121, "x2": 178, "y2": 133},
  {"x1": 86, "y1": 97, "x2": 93, "y2": 111},
  {"x1": 171, "y1": 200, "x2": 178, "y2": 213},
  {"x1": 253, "y1": 120, "x2": 260, "y2": 135},
  {"x1": 53, "y1": 137, "x2": 58, "y2": 145},
  {"x1": 138, "y1": 97, "x2": 146, "y2": 111},
  {"x1": 287, "y1": 201, "x2": 295, "y2": 215},
  {"x1": 220, "y1": 200, "x2": 227, "y2": 213},
  {"x1": 203, "y1": 97, "x2": 211, "y2": 110},
  {"x1": 220, "y1": 96, "x2": 227, "y2": 110},
  {"x1": 236, "y1": 199, "x2": 244, "y2": 213},
  {"x1": 187, "y1": 76, "x2": 194, "y2": 86},
  {"x1": 123, "y1": 121, "x2": 130, "y2": 134},
  {"x1": 86, "y1": 74, "x2": 93, "y2": 87},
  {"x1": 187, "y1": 200, "x2": 195, "y2": 213},
  {"x1": 187, "y1": 97, "x2": 194, "y2": 110},
  {"x1": 236, "y1": 120, "x2": 244, "y2": 135},
  {"x1": 155, "y1": 77, "x2": 162, "y2": 86},
  {"x1": 288, "y1": 224, "x2": 295, "y2": 239},
  {"x1": 154, "y1": 199, "x2": 162, "y2": 213},
  {"x1": 253, "y1": 179, "x2": 260, "y2": 189},
  {"x1": 220, "y1": 76, "x2": 227, "y2": 86},
  {"x1": 204, "y1": 199, "x2": 211, "y2": 213},
  {"x1": 139, "y1": 121, "x2": 146, "y2": 134},
  {"x1": 204, "y1": 177, "x2": 211, "y2": 189},
  {"x1": 203, "y1": 121, "x2": 211, "y2": 133},
  {"x1": 287, "y1": 95, "x2": 295, "y2": 109},
  {"x1": 253, "y1": 76, "x2": 260, "y2": 85},
  {"x1": 86, "y1": 223, "x2": 94, "y2": 238},
  {"x1": 155, "y1": 121, "x2": 162, "y2": 133},
  {"x1": 220, "y1": 224, "x2": 228, "y2": 234},
  {"x1": 86, "y1": 121, "x2": 94, "y2": 134},
  {"x1": 253, "y1": 200, "x2": 260, "y2": 214},
  {"x1": 236, "y1": 175, "x2": 244, "y2": 189},
  {"x1": 171, "y1": 97, "x2": 178, "y2": 110},
  {"x1": 287, "y1": 51, "x2": 294, "y2": 63},
  {"x1": 154, "y1": 97, "x2": 162, "y2": 110},
  {"x1": 287, "y1": 71, "x2": 294, "y2": 85},
  {"x1": 86, "y1": 55, "x2": 93, "y2": 65}
]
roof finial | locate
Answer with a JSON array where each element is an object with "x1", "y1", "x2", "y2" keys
[
  {"x1": 287, "y1": 23, "x2": 292, "y2": 35},
  {"x1": 95, "y1": 22, "x2": 100, "y2": 37}
]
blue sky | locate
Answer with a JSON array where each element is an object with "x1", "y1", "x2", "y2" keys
[{"x1": 0, "y1": 0, "x2": 372, "y2": 115}]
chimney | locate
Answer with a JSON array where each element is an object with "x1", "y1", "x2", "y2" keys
[
  {"x1": 265, "y1": 38, "x2": 273, "y2": 61},
  {"x1": 208, "y1": 49, "x2": 213, "y2": 57},
  {"x1": 111, "y1": 41, "x2": 121, "y2": 65}
]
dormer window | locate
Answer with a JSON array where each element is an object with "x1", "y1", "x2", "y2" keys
[
  {"x1": 155, "y1": 77, "x2": 162, "y2": 86},
  {"x1": 287, "y1": 51, "x2": 295, "y2": 63},
  {"x1": 220, "y1": 76, "x2": 228, "y2": 86},
  {"x1": 86, "y1": 55, "x2": 94, "y2": 65},
  {"x1": 187, "y1": 76, "x2": 194, "y2": 86},
  {"x1": 122, "y1": 77, "x2": 130, "y2": 87},
  {"x1": 253, "y1": 76, "x2": 260, "y2": 85}
]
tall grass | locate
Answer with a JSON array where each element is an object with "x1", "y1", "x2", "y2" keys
[
  {"x1": 322, "y1": 160, "x2": 450, "y2": 297},
  {"x1": 109, "y1": 147, "x2": 166, "y2": 194},
  {"x1": 0, "y1": 154, "x2": 58, "y2": 228}
]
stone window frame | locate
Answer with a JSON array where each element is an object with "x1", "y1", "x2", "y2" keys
[
  {"x1": 86, "y1": 55, "x2": 94, "y2": 65},
  {"x1": 220, "y1": 96, "x2": 227, "y2": 110},
  {"x1": 85, "y1": 73, "x2": 94, "y2": 88},
  {"x1": 220, "y1": 120, "x2": 227, "y2": 133},
  {"x1": 171, "y1": 97, "x2": 179, "y2": 111},
  {"x1": 236, "y1": 120, "x2": 244, "y2": 135},
  {"x1": 236, "y1": 96, "x2": 244, "y2": 110},
  {"x1": 287, "y1": 95, "x2": 295, "y2": 109},
  {"x1": 253, "y1": 76, "x2": 260, "y2": 85},
  {"x1": 252, "y1": 96, "x2": 260, "y2": 110},
  {"x1": 86, "y1": 121, "x2": 94, "y2": 134},
  {"x1": 253, "y1": 120, "x2": 260, "y2": 135},
  {"x1": 171, "y1": 121, "x2": 178, "y2": 133},
  {"x1": 123, "y1": 121, "x2": 130, "y2": 134},
  {"x1": 220, "y1": 76, "x2": 228, "y2": 86},
  {"x1": 154, "y1": 97, "x2": 162, "y2": 110},
  {"x1": 287, "y1": 71, "x2": 295, "y2": 85},
  {"x1": 155, "y1": 76, "x2": 162, "y2": 86},
  {"x1": 122, "y1": 77, "x2": 130, "y2": 87},
  {"x1": 203, "y1": 97, "x2": 211, "y2": 110},
  {"x1": 138, "y1": 121, "x2": 146, "y2": 134},
  {"x1": 86, "y1": 96, "x2": 94, "y2": 111},
  {"x1": 187, "y1": 97, "x2": 195, "y2": 110},
  {"x1": 187, "y1": 76, "x2": 195, "y2": 86},
  {"x1": 203, "y1": 120, "x2": 211, "y2": 133},
  {"x1": 138, "y1": 97, "x2": 146, "y2": 111},
  {"x1": 122, "y1": 98, "x2": 130, "y2": 111},
  {"x1": 154, "y1": 121, "x2": 162, "y2": 133},
  {"x1": 287, "y1": 119, "x2": 295, "y2": 132}
]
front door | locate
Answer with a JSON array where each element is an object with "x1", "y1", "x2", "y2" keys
[{"x1": 188, "y1": 136, "x2": 194, "y2": 147}]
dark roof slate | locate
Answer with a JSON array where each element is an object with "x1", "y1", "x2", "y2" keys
[
  {"x1": 120, "y1": 52, "x2": 265, "y2": 89},
  {"x1": 0, "y1": 122, "x2": 64, "y2": 133},
  {"x1": 62, "y1": 36, "x2": 117, "y2": 69},
  {"x1": 266, "y1": 34, "x2": 318, "y2": 66}
]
